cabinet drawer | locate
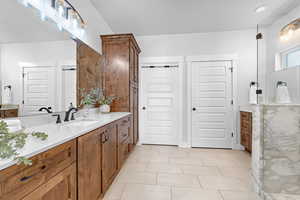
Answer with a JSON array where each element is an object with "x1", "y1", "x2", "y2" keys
[
  {"x1": 118, "y1": 117, "x2": 130, "y2": 143},
  {"x1": 0, "y1": 140, "x2": 76, "y2": 200}
]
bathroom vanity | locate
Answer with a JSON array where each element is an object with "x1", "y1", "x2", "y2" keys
[
  {"x1": 0, "y1": 106, "x2": 18, "y2": 118},
  {"x1": 240, "y1": 107, "x2": 253, "y2": 153},
  {"x1": 0, "y1": 112, "x2": 132, "y2": 200}
]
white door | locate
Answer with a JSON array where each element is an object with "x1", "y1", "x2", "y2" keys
[
  {"x1": 22, "y1": 67, "x2": 56, "y2": 116},
  {"x1": 191, "y1": 61, "x2": 233, "y2": 148},
  {"x1": 61, "y1": 66, "x2": 77, "y2": 110},
  {"x1": 140, "y1": 66, "x2": 180, "y2": 145}
]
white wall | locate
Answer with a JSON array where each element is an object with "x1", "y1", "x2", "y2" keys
[
  {"x1": 0, "y1": 40, "x2": 76, "y2": 108},
  {"x1": 136, "y1": 30, "x2": 257, "y2": 148},
  {"x1": 265, "y1": 5, "x2": 300, "y2": 103},
  {"x1": 68, "y1": 0, "x2": 113, "y2": 53},
  {"x1": 137, "y1": 29, "x2": 257, "y2": 107}
]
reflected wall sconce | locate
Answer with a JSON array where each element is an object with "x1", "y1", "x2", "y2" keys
[
  {"x1": 280, "y1": 18, "x2": 300, "y2": 41},
  {"x1": 18, "y1": 0, "x2": 86, "y2": 38}
]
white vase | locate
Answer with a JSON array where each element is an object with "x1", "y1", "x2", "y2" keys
[{"x1": 99, "y1": 104, "x2": 110, "y2": 113}]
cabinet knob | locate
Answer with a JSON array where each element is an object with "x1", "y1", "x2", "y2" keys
[
  {"x1": 192, "y1": 108, "x2": 196, "y2": 111},
  {"x1": 142, "y1": 106, "x2": 146, "y2": 110}
]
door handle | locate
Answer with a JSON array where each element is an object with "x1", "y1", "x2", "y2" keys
[
  {"x1": 192, "y1": 108, "x2": 196, "y2": 111},
  {"x1": 142, "y1": 106, "x2": 146, "y2": 110}
]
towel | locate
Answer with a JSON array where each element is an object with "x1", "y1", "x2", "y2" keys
[
  {"x1": 276, "y1": 85, "x2": 291, "y2": 104},
  {"x1": 249, "y1": 82, "x2": 258, "y2": 104},
  {"x1": 2, "y1": 86, "x2": 12, "y2": 105}
]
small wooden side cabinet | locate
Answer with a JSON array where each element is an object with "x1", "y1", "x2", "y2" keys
[
  {"x1": 240, "y1": 111, "x2": 252, "y2": 153},
  {"x1": 0, "y1": 108, "x2": 18, "y2": 118}
]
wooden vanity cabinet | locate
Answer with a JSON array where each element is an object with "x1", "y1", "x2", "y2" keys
[
  {"x1": 101, "y1": 34, "x2": 141, "y2": 151},
  {"x1": 240, "y1": 111, "x2": 253, "y2": 153},
  {"x1": 0, "y1": 140, "x2": 77, "y2": 200},
  {"x1": 21, "y1": 164, "x2": 76, "y2": 200},
  {"x1": 77, "y1": 128, "x2": 103, "y2": 200},
  {"x1": 0, "y1": 109, "x2": 18, "y2": 118},
  {"x1": 101, "y1": 123, "x2": 118, "y2": 193}
]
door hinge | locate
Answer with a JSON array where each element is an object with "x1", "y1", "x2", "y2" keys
[
  {"x1": 22, "y1": 73, "x2": 25, "y2": 78},
  {"x1": 229, "y1": 67, "x2": 233, "y2": 73},
  {"x1": 230, "y1": 100, "x2": 234, "y2": 105},
  {"x1": 232, "y1": 132, "x2": 234, "y2": 137},
  {"x1": 22, "y1": 100, "x2": 24, "y2": 104}
]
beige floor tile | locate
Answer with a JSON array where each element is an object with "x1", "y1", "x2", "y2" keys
[
  {"x1": 198, "y1": 176, "x2": 252, "y2": 191},
  {"x1": 220, "y1": 190, "x2": 261, "y2": 200},
  {"x1": 172, "y1": 187, "x2": 223, "y2": 200},
  {"x1": 146, "y1": 163, "x2": 182, "y2": 174},
  {"x1": 103, "y1": 182, "x2": 126, "y2": 200},
  {"x1": 121, "y1": 184, "x2": 171, "y2": 200},
  {"x1": 180, "y1": 165, "x2": 221, "y2": 176},
  {"x1": 269, "y1": 193, "x2": 300, "y2": 200},
  {"x1": 120, "y1": 162, "x2": 148, "y2": 173},
  {"x1": 117, "y1": 171, "x2": 157, "y2": 184},
  {"x1": 169, "y1": 157, "x2": 204, "y2": 165},
  {"x1": 218, "y1": 167, "x2": 252, "y2": 179},
  {"x1": 158, "y1": 173, "x2": 201, "y2": 187}
]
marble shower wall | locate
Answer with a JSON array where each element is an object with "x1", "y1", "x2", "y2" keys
[
  {"x1": 263, "y1": 105, "x2": 300, "y2": 195},
  {"x1": 252, "y1": 105, "x2": 300, "y2": 199}
]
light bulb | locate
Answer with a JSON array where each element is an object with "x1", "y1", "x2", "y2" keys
[{"x1": 255, "y1": 5, "x2": 266, "y2": 13}]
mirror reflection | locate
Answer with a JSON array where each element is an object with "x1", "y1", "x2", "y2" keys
[{"x1": 0, "y1": 0, "x2": 77, "y2": 117}]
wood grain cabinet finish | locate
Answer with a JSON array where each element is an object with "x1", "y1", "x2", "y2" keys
[
  {"x1": 102, "y1": 123, "x2": 118, "y2": 193},
  {"x1": 21, "y1": 164, "x2": 76, "y2": 200},
  {"x1": 240, "y1": 111, "x2": 252, "y2": 153},
  {"x1": 0, "y1": 109, "x2": 18, "y2": 118},
  {"x1": 101, "y1": 34, "x2": 141, "y2": 150},
  {"x1": 0, "y1": 140, "x2": 76, "y2": 200},
  {"x1": 77, "y1": 128, "x2": 103, "y2": 200}
]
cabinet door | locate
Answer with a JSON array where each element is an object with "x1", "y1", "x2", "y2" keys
[
  {"x1": 22, "y1": 164, "x2": 76, "y2": 200},
  {"x1": 102, "y1": 124, "x2": 118, "y2": 192},
  {"x1": 78, "y1": 129, "x2": 103, "y2": 200}
]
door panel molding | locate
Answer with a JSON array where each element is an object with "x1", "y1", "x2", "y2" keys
[
  {"x1": 139, "y1": 56, "x2": 184, "y2": 146},
  {"x1": 186, "y1": 55, "x2": 238, "y2": 149}
]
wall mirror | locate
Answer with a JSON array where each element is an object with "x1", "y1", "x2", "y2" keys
[{"x1": 0, "y1": 0, "x2": 101, "y2": 118}]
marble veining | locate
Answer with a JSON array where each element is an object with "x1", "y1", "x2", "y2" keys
[
  {"x1": 252, "y1": 105, "x2": 300, "y2": 200},
  {"x1": 0, "y1": 112, "x2": 131, "y2": 171}
]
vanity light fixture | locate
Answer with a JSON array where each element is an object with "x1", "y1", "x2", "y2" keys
[
  {"x1": 18, "y1": 0, "x2": 86, "y2": 38},
  {"x1": 280, "y1": 18, "x2": 300, "y2": 41}
]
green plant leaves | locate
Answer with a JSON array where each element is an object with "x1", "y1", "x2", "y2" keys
[{"x1": 0, "y1": 121, "x2": 48, "y2": 166}]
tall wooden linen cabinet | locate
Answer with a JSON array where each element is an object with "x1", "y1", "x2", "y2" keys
[{"x1": 101, "y1": 34, "x2": 141, "y2": 150}]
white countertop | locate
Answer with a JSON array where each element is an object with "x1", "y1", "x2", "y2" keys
[
  {"x1": 0, "y1": 112, "x2": 131, "y2": 171},
  {"x1": 239, "y1": 106, "x2": 253, "y2": 112}
]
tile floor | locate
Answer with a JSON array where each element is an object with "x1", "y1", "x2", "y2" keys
[{"x1": 103, "y1": 145, "x2": 261, "y2": 200}]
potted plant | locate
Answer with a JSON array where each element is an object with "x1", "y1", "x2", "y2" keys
[
  {"x1": 79, "y1": 88, "x2": 101, "y2": 117},
  {"x1": 98, "y1": 93, "x2": 116, "y2": 113}
]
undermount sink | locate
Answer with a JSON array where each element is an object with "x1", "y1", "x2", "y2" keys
[{"x1": 64, "y1": 120, "x2": 98, "y2": 127}]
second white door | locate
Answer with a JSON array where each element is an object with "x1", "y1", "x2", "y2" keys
[
  {"x1": 140, "y1": 66, "x2": 180, "y2": 145},
  {"x1": 191, "y1": 61, "x2": 233, "y2": 148}
]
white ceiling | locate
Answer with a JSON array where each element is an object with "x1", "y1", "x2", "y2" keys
[
  {"x1": 91, "y1": 0, "x2": 300, "y2": 36},
  {"x1": 0, "y1": 0, "x2": 69, "y2": 44}
]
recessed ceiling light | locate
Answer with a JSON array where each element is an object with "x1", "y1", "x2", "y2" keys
[{"x1": 255, "y1": 6, "x2": 267, "y2": 13}]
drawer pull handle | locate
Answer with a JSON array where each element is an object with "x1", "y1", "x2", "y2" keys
[
  {"x1": 20, "y1": 165, "x2": 46, "y2": 182},
  {"x1": 102, "y1": 135, "x2": 109, "y2": 143},
  {"x1": 122, "y1": 133, "x2": 127, "y2": 137}
]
